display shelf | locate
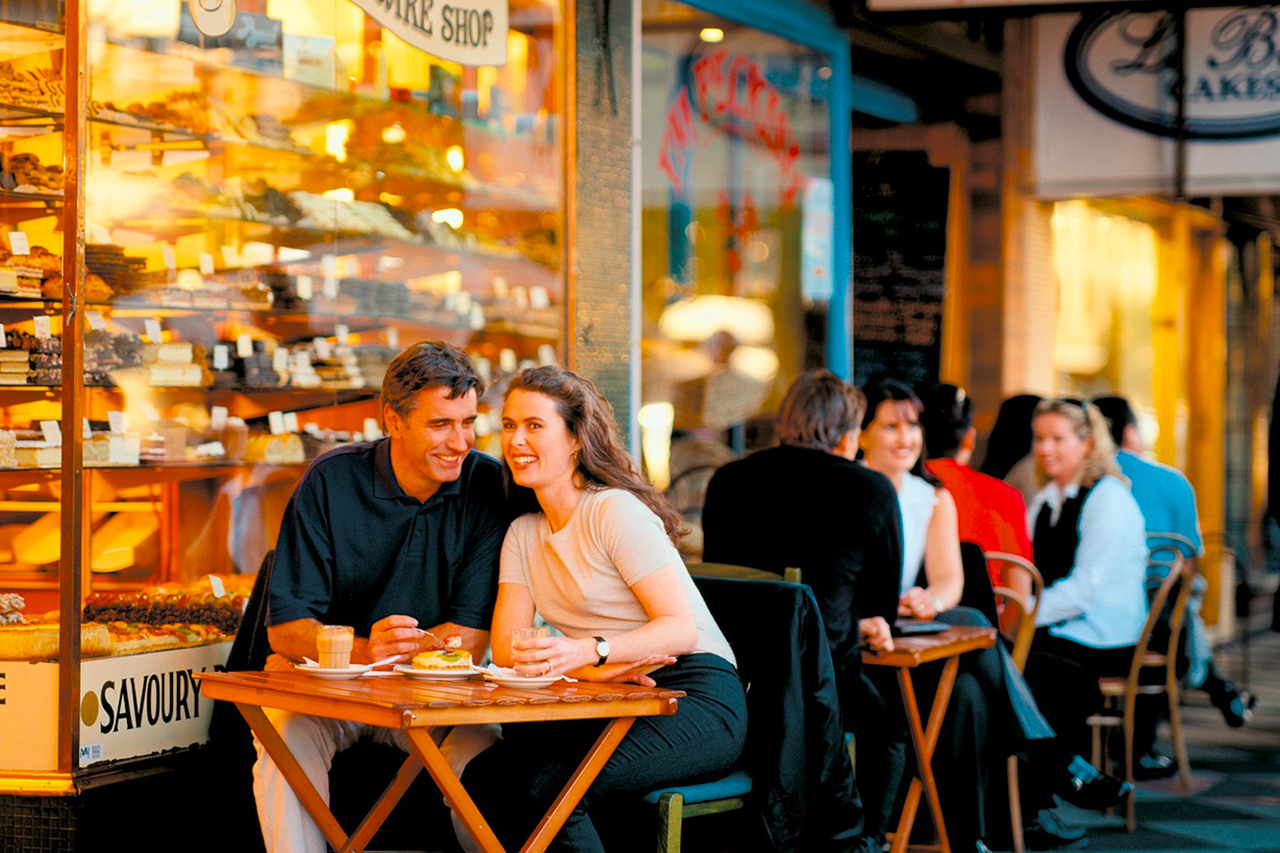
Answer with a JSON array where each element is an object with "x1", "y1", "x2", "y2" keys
[
  {"x1": 0, "y1": 188, "x2": 62, "y2": 204},
  {"x1": 0, "y1": 19, "x2": 63, "y2": 61},
  {"x1": 0, "y1": 103, "x2": 60, "y2": 123}
]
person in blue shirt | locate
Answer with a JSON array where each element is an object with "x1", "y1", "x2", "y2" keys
[{"x1": 1093, "y1": 396, "x2": 1256, "y2": 765}]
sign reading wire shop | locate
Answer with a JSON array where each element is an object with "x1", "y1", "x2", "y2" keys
[
  {"x1": 352, "y1": 0, "x2": 509, "y2": 67},
  {"x1": 1035, "y1": 7, "x2": 1280, "y2": 196}
]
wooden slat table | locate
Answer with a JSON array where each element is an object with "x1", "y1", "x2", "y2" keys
[
  {"x1": 862, "y1": 625, "x2": 997, "y2": 853},
  {"x1": 196, "y1": 671, "x2": 684, "y2": 853}
]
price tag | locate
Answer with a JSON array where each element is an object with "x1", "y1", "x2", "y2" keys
[
  {"x1": 492, "y1": 275, "x2": 508, "y2": 298},
  {"x1": 282, "y1": 411, "x2": 299, "y2": 432},
  {"x1": 363, "y1": 417, "x2": 380, "y2": 439},
  {"x1": 0, "y1": 270, "x2": 16, "y2": 293},
  {"x1": 0, "y1": 324, "x2": 7, "y2": 347},
  {"x1": 456, "y1": 292, "x2": 472, "y2": 315},
  {"x1": 213, "y1": 345, "x2": 230, "y2": 370},
  {"x1": 530, "y1": 286, "x2": 550, "y2": 310},
  {"x1": 7, "y1": 231, "x2": 29, "y2": 255},
  {"x1": 161, "y1": 244, "x2": 176, "y2": 271},
  {"x1": 145, "y1": 319, "x2": 163, "y2": 342},
  {"x1": 107, "y1": 411, "x2": 126, "y2": 434},
  {"x1": 33, "y1": 315, "x2": 51, "y2": 339},
  {"x1": 304, "y1": 422, "x2": 321, "y2": 436},
  {"x1": 209, "y1": 575, "x2": 226, "y2": 598},
  {"x1": 220, "y1": 245, "x2": 237, "y2": 266},
  {"x1": 512, "y1": 286, "x2": 529, "y2": 308},
  {"x1": 268, "y1": 410, "x2": 285, "y2": 435},
  {"x1": 83, "y1": 417, "x2": 91, "y2": 439},
  {"x1": 322, "y1": 255, "x2": 337, "y2": 297},
  {"x1": 272, "y1": 347, "x2": 289, "y2": 372},
  {"x1": 210, "y1": 405, "x2": 228, "y2": 432},
  {"x1": 198, "y1": 252, "x2": 215, "y2": 276},
  {"x1": 499, "y1": 348, "x2": 517, "y2": 373},
  {"x1": 236, "y1": 333, "x2": 253, "y2": 358},
  {"x1": 40, "y1": 419, "x2": 61, "y2": 445},
  {"x1": 335, "y1": 324, "x2": 350, "y2": 345},
  {"x1": 296, "y1": 275, "x2": 313, "y2": 300},
  {"x1": 313, "y1": 337, "x2": 332, "y2": 361},
  {"x1": 386, "y1": 327, "x2": 399, "y2": 347},
  {"x1": 87, "y1": 311, "x2": 106, "y2": 331}
]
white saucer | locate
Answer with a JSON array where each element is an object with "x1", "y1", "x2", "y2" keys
[
  {"x1": 294, "y1": 663, "x2": 368, "y2": 680},
  {"x1": 393, "y1": 664, "x2": 475, "y2": 680}
]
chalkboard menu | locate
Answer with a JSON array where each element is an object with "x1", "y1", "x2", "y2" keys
[{"x1": 852, "y1": 151, "x2": 950, "y2": 388}]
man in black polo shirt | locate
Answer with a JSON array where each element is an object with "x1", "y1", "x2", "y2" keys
[{"x1": 253, "y1": 341, "x2": 509, "y2": 853}]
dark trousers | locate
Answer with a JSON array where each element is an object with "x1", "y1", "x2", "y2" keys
[
  {"x1": 1020, "y1": 631, "x2": 1134, "y2": 809},
  {"x1": 856, "y1": 655, "x2": 991, "y2": 847},
  {"x1": 461, "y1": 654, "x2": 747, "y2": 853}
]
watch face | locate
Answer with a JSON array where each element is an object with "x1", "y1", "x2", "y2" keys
[{"x1": 597, "y1": 639, "x2": 610, "y2": 658}]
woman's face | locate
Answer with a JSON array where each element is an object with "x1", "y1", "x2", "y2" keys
[
  {"x1": 1033, "y1": 412, "x2": 1091, "y2": 485},
  {"x1": 860, "y1": 399, "x2": 924, "y2": 476},
  {"x1": 501, "y1": 389, "x2": 581, "y2": 492}
]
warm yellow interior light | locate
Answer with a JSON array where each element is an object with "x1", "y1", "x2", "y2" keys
[
  {"x1": 379, "y1": 192, "x2": 404, "y2": 206},
  {"x1": 637, "y1": 402, "x2": 675, "y2": 491},
  {"x1": 322, "y1": 188, "x2": 355, "y2": 202},
  {"x1": 325, "y1": 121, "x2": 352, "y2": 163},
  {"x1": 445, "y1": 145, "x2": 465, "y2": 173},
  {"x1": 699, "y1": 27, "x2": 725, "y2": 43},
  {"x1": 382, "y1": 124, "x2": 407, "y2": 144},
  {"x1": 432, "y1": 208, "x2": 464, "y2": 230}
]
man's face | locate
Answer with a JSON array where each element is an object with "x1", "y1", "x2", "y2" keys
[{"x1": 385, "y1": 386, "x2": 478, "y2": 488}]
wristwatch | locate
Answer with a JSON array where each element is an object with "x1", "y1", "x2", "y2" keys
[{"x1": 593, "y1": 636, "x2": 611, "y2": 667}]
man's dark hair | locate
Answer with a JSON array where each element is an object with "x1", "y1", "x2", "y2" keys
[
  {"x1": 379, "y1": 341, "x2": 485, "y2": 427},
  {"x1": 1091, "y1": 395, "x2": 1136, "y2": 448},
  {"x1": 921, "y1": 383, "x2": 973, "y2": 460},
  {"x1": 776, "y1": 370, "x2": 865, "y2": 451}
]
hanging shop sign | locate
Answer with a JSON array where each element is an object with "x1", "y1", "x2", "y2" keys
[
  {"x1": 348, "y1": 0, "x2": 509, "y2": 67},
  {"x1": 1036, "y1": 7, "x2": 1280, "y2": 197}
]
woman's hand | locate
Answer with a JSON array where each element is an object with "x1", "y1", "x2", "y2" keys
[
  {"x1": 512, "y1": 635, "x2": 597, "y2": 677},
  {"x1": 898, "y1": 586, "x2": 941, "y2": 620},
  {"x1": 859, "y1": 616, "x2": 894, "y2": 652},
  {"x1": 572, "y1": 655, "x2": 678, "y2": 686}
]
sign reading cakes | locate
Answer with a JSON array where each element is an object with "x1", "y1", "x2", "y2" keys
[{"x1": 351, "y1": 0, "x2": 509, "y2": 67}]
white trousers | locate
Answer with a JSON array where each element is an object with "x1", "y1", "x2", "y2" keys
[{"x1": 252, "y1": 707, "x2": 498, "y2": 853}]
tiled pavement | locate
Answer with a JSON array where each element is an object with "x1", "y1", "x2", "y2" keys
[{"x1": 1051, "y1": 628, "x2": 1280, "y2": 853}]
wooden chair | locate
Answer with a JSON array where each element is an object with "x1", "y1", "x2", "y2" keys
[
  {"x1": 1086, "y1": 550, "x2": 1194, "y2": 830},
  {"x1": 984, "y1": 551, "x2": 1046, "y2": 853}
]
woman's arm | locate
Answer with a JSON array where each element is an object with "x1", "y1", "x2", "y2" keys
[
  {"x1": 509, "y1": 564, "x2": 695, "y2": 678},
  {"x1": 901, "y1": 487, "x2": 964, "y2": 618}
]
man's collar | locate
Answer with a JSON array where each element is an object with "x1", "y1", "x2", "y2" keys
[{"x1": 373, "y1": 438, "x2": 465, "y2": 502}]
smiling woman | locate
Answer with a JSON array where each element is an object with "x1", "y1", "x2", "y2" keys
[{"x1": 461, "y1": 365, "x2": 747, "y2": 853}]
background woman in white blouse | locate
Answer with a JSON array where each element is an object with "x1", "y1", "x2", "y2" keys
[
  {"x1": 1020, "y1": 398, "x2": 1145, "y2": 818},
  {"x1": 461, "y1": 366, "x2": 746, "y2": 853}
]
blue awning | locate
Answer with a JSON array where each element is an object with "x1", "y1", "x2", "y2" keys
[{"x1": 851, "y1": 73, "x2": 918, "y2": 123}]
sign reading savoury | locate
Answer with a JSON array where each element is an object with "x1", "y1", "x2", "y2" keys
[
  {"x1": 351, "y1": 0, "x2": 510, "y2": 67},
  {"x1": 852, "y1": 150, "x2": 950, "y2": 388}
]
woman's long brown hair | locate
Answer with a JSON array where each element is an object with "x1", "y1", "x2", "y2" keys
[{"x1": 505, "y1": 366, "x2": 686, "y2": 545}]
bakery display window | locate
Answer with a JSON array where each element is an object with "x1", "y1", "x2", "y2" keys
[{"x1": 0, "y1": 0, "x2": 566, "y2": 777}]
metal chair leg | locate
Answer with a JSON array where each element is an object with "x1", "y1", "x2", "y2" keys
[{"x1": 657, "y1": 792, "x2": 683, "y2": 853}]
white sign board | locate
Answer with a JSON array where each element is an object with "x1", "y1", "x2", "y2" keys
[
  {"x1": 0, "y1": 642, "x2": 231, "y2": 772},
  {"x1": 1036, "y1": 8, "x2": 1280, "y2": 197},
  {"x1": 348, "y1": 0, "x2": 508, "y2": 67}
]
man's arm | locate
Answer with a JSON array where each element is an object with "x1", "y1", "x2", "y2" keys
[{"x1": 269, "y1": 614, "x2": 454, "y2": 665}]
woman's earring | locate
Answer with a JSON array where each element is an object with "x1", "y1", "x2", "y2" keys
[{"x1": 571, "y1": 450, "x2": 580, "y2": 466}]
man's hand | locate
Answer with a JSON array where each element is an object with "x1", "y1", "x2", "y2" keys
[
  {"x1": 364, "y1": 614, "x2": 426, "y2": 664},
  {"x1": 860, "y1": 616, "x2": 894, "y2": 652},
  {"x1": 264, "y1": 653, "x2": 296, "y2": 672}
]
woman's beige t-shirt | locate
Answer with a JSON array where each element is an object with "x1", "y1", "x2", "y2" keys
[{"x1": 499, "y1": 488, "x2": 736, "y2": 666}]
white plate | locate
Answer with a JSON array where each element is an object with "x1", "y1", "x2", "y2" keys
[
  {"x1": 484, "y1": 673, "x2": 562, "y2": 689},
  {"x1": 393, "y1": 664, "x2": 476, "y2": 680},
  {"x1": 294, "y1": 663, "x2": 369, "y2": 680}
]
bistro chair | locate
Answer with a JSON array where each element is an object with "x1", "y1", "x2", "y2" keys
[
  {"x1": 686, "y1": 561, "x2": 802, "y2": 583},
  {"x1": 985, "y1": 551, "x2": 1046, "y2": 853},
  {"x1": 647, "y1": 574, "x2": 858, "y2": 852},
  {"x1": 1086, "y1": 550, "x2": 1194, "y2": 830}
]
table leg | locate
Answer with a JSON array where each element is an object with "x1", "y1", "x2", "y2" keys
[
  {"x1": 889, "y1": 657, "x2": 960, "y2": 853},
  {"x1": 340, "y1": 754, "x2": 424, "y2": 853},
  {"x1": 238, "y1": 703, "x2": 350, "y2": 853},
  {"x1": 406, "y1": 727, "x2": 508, "y2": 853},
  {"x1": 520, "y1": 717, "x2": 636, "y2": 853}
]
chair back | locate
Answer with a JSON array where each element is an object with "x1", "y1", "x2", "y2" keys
[
  {"x1": 686, "y1": 561, "x2": 784, "y2": 582},
  {"x1": 985, "y1": 551, "x2": 1045, "y2": 671},
  {"x1": 691, "y1": 575, "x2": 866, "y2": 852},
  {"x1": 1120, "y1": 552, "x2": 1185, "y2": 717}
]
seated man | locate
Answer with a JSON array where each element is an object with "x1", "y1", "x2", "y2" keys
[
  {"x1": 1093, "y1": 395, "x2": 1255, "y2": 770},
  {"x1": 255, "y1": 341, "x2": 510, "y2": 853}
]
